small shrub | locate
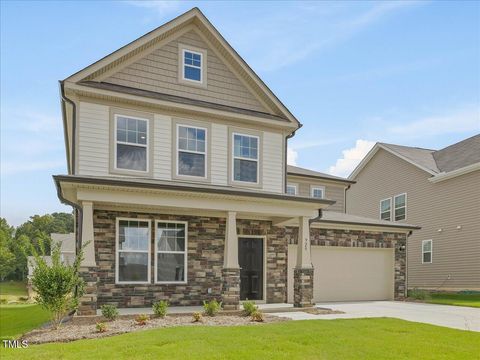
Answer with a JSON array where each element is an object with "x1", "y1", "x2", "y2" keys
[
  {"x1": 408, "y1": 288, "x2": 431, "y2": 300},
  {"x1": 135, "y1": 314, "x2": 149, "y2": 326},
  {"x1": 203, "y1": 299, "x2": 222, "y2": 317},
  {"x1": 251, "y1": 310, "x2": 264, "y2": 322},
  {"x1": 96, "y1": 322, "x2": 107, "y2": 333},
  {"x1": 242, "y1": 300, "x2": 258, "y2": 316},
  {"x1": 101, "y1": 304, "x2": 119, "y2": 321},
  {"x1": 18, "y1": 296, "x2": 29, "y2": 302},
  {"x1": 0, "y1": 299, "x2": 7, "y2": 304},
  {"x1": 152, "y1": 300, "x2": 169, "y2": 318},
  {"x1": 192, "y1": 312, "x2": 202, "y2": 322}
]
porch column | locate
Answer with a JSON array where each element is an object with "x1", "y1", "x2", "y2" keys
[
  {"x1": 221, "y1": 211, "x2": 240, "y2": 310},
  {"x1": 294, "y1": 216, "x2": 314, "y2": 307},
  {"x1": 78, "y1": 201, "x2": 98, "y2": 315}
]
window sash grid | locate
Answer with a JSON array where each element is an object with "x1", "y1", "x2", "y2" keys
[{"x1": 116, "y1": 140, "x2": 147, "y2": 148}]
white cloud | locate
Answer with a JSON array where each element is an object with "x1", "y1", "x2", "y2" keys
[
  {"x1": 328, "y1": 139, "x2": 376, "y2": 177},
  {"x1": 287, "y1": 147, "x2": 298, "y2": 166},
  {"x1": 388, "y1": 105, "x2": 480, "y2": 138}
]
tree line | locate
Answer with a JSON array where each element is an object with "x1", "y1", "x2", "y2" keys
[{"x1": 0, "y1": 212, "x2": 74, "y2": 281}]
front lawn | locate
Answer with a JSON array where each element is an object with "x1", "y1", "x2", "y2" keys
[
  {"x1": 0, "y1": 304, "x2": 50, "y2": 339},
  {"x1": 0, "y1": 281, "x2": 28, "y2": 302},
  {"x1": 1, "y1": 318, "x2": 478, "y2": 359},
  {"x1": 426, "y1": 293, "x2": 480, "y2": 308}
]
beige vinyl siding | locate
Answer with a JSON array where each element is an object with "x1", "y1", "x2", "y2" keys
[
  {"x1": 105, "y1": 30, "x2": 268, "y2": 113},
  {"x1": 211, "y1": 123, "x2": 228, "y2": 185},
  {"x1": 262, "y1": 132, "x2": 284, "y2": 193},
  {"x1": 287, "y1": 175, "x2": 346, "y2": 212},
  {"x1": 153, "y1": 114, "x2": 172, "y2": 180},
  {"x1": 77, "y1": 102, "x2": 110, "y2": 176},
  {"x1": 347, "y1": 149, "x2": 480, "y2": 290}
]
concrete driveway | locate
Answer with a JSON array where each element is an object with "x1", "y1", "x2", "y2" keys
[{"x1": 270, "y1": 301, "x2": 480, "y2": 332}]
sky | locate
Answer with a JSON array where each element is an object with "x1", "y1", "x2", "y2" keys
[{"x1": 1, "y1": 1, "x2": 479, "y2": 226}]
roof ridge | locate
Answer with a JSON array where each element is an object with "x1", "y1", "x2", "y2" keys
[{"x1": 379, "y1": 142, "x2": 437, "y2": 152}]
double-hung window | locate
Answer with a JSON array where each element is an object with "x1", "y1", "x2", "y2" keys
[
  {"x1": 394, "y1": 193, "x2": 407, "y2": 221},
  {"x1": 155, "y1": 221, "x2": 187, "y2": 283},
  {"x1": 182, "y1": 50, "x2": 202, "y2": 83},
  {"x1": 311, "y1": 186, "x2": 325, "y2": 199},
  {"x1": 286, "y1": 184, "x2": 297, "y2": 195},
  {"x1": 116, "y1": 219, "x2": 151, "y2": 283},
  {"x1": 380, "y1": 198, "x2": 392, "y2": 221},
  {"x1": 177, "y1": 125, "x2": 206, "y2": 177},
  {"x1": 233, "y1": 133, "x2": 259, "y2": 183},
  {"x1": 115, "y1": 115, "x2": 148, "y2": 172},
  {"x1": 422, "y1": 240, "x2": 432, "y2": 263}
]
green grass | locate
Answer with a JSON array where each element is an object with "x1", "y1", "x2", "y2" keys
[
  {"x1": 426, "y1": 293, "x2": 480, "y2": 308},
  {"x1": 0, "y1": 304, "x2": 50, "y2": 339},
  {"x1": 0, "y1": 281, "x2": 28, "y2": 302},
  {"x1": 1, "y1": 318, "x2": 479, "y2": 359}
]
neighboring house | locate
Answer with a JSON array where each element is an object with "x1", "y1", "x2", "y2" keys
[
  {"x1": 27, "y1": 233, "x2": 75, "y2": 297},
  {"x1": 54, "y1": 8, "x2": 418, "y2": 315},
  {"x1": 347, "y1": 135, "x2": 480, "y2": 291}
]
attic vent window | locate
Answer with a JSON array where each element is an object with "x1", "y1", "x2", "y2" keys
[{"x1": 183, "y1": 50, "x2": 202, "y2": 82}]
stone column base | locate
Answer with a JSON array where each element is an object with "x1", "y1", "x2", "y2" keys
[
  {"x1": 293, "y1": 267, "x2": 314, "y2": 308},
  {"x1": 77, "y1": 267, "x2": 98, "y2": 316},
  {"x1": 221, "y1": 268, "x2": 240, "y2": 310}
]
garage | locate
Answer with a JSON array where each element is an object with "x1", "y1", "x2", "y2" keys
[{"x1": 288, "y1": 245, "x2": 395, "y2": 303}]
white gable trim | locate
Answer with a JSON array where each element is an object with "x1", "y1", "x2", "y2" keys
[
  {"x1": 348, "y1": 143, "x2": 438, "y2": 180},
  {"x1": 429, "y1": 162, "x2": 480, "y2": 183}
]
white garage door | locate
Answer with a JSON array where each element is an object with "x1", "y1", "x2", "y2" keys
[{"x1": 288, "y1": 245, "x2": 394, "y2": 303}]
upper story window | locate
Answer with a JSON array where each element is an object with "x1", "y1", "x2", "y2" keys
[
  {"x1": 286, "y1": 184, "x2": 297, "y2": 195},
  {"x1": 115, "y1": 115, "x2": 148, "y2": 172},
  {"x1": 311, "y1": 186, "x2": 325, "y2": 199},
  {"x1": 177, "y1": 125, "x2": 206, "y2": 178},
  {"x1": 394, "y1": 193, "x2": 407, "y2": 221},
  {"x1": 155, "y1": 221, "x2": 187, "y2": 284},
  {"x1": 116, "y1": 219, "x2": 151, "y2": 284},
  {"x1": 233, "y1": 133, "x2": 259, "y2": 183},
  {"x1": 380, "y1": 198, "x2": 392, "y2": 221},
  {"x1": 182, "y1": 49, "x2": 202, "y2": 83},
  {"x1": 422, "y1": 239, "x2": 432, "y2": 263}
]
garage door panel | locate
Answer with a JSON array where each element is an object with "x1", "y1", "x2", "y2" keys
[{"x1": 288, "y1": 245, "x2": 394, "y2": 303}]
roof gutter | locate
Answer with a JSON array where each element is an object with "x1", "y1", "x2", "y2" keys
[
  {"x1": 285, "y1": 125, "x2": 301, "y2": 193},
  {"x1": 59, "y1": 80, "x2": 76, "y2": 175}
]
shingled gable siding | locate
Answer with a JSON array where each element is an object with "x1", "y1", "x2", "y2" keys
[
  {"x1": 105, "y1": 30, "x2": 268, "y2": 113},
  {"x1": 285, "y1": 227, "x2": 407, "y2": 299},
  {"x1": 93, "y1": 210, "x2": 289, "y2": 307}
]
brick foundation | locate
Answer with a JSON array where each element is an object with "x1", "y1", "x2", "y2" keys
[
  {"x1": 221, "y1": 268, "x2": 240, "y2": 310},
  {"x1": 293, "y1": 267, "x2": 314, "y2": 307}
]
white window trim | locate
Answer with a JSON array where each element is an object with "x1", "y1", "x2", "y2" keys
[
  {"x1": 176, "y1": 124, "x2": 208, "y2": 179},
  {"x1": 310, "y1": 185, "x2": 325, "y2": 199},
  {"x1": 394, "y1": 193, "x2": 407, "y2": 221},
  {"x1": 286, "y1": 183, "x2": 297, "y2": 195},
  {"x1": 379, "y1": 197, "x2": 392, "y2": 221},
  {"x1": 231, "y1": 132, "x2": 260, "y2": 185},
  {"x1": 422, "y1": 239, "x2": 433, "y2": 264},
  {"x1": 114, "y1": 114, "x2": 150, "y2": 173},
  {"x1": 115, "y1": 217, "x2": 151, "y2": 285},
  {"x1": 181, "y1": 48, "x2": 203, "y2": 84},
  {"x1": 154, "y1": 220, "x2": 188, "y2": 284}
]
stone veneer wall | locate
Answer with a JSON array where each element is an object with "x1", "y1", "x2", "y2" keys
[
  {"x1": 285, "y1": 227, "x2": 407, "y2": 299},
  {"x1": 93, "y1": 211, "x2": 289, "y2": 307}
]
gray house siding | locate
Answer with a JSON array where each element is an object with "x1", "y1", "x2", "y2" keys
[{"x1": 347, "y1": 148, "x2": 480, "y2": 290}]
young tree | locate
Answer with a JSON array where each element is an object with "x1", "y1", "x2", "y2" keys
[
  {"x1": 0, "y1": 218, "x2": 16, "y2": 280},
  {"x1": 29, "y1": 240, "x2": 86, "y2": 329}
]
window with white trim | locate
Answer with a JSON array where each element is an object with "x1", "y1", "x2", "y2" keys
[
  {"x1": 233, "y1": 133, "x2": 259, "y2": 183},
  {"x1": 311, "y1": 186, "x2": 325, "y2": 199},
  {"x1": 422, "y1": 240, "x2": 432, "y2": 263},
  {"x1": 182, "y1": 50, "x2": 202, "y2": 82},
  {"x1": 286, "y1": 184, "x2": 297, "y2": 195},
  {"x1": 177, "y1": 125, "x2": 206, "y2": 177},
  {"x1": 116, "y1": 219, "x2": 150, "y2": 283},
  {"x1": 156, "y1": 221, "x2": 187, "y2": 283},
  {"x1": 380, "y1": 198, "x2": 392, "y2": 221},
  {"x1": 115, "y1": 115, "x2": 148, "y2": 172},
  {"x1": 394, "y1": 193, "x2": 406, "y2": 221}
]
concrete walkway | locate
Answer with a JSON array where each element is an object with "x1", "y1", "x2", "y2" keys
[{"x1": 270, "y1": 301, "x2": 480, "y2": 332}]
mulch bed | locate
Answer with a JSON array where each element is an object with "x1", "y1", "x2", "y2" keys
[{"x1": 22, "y1": 313, "x2": 288, "y2": 344}]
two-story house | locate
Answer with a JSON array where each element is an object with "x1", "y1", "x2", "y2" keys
[
  {"x1": 54, "y1": 8, "x2": 418, "y2": 315},
  {"x1": 347, "y1": 136, "x2": 480, "y2": 291}
]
